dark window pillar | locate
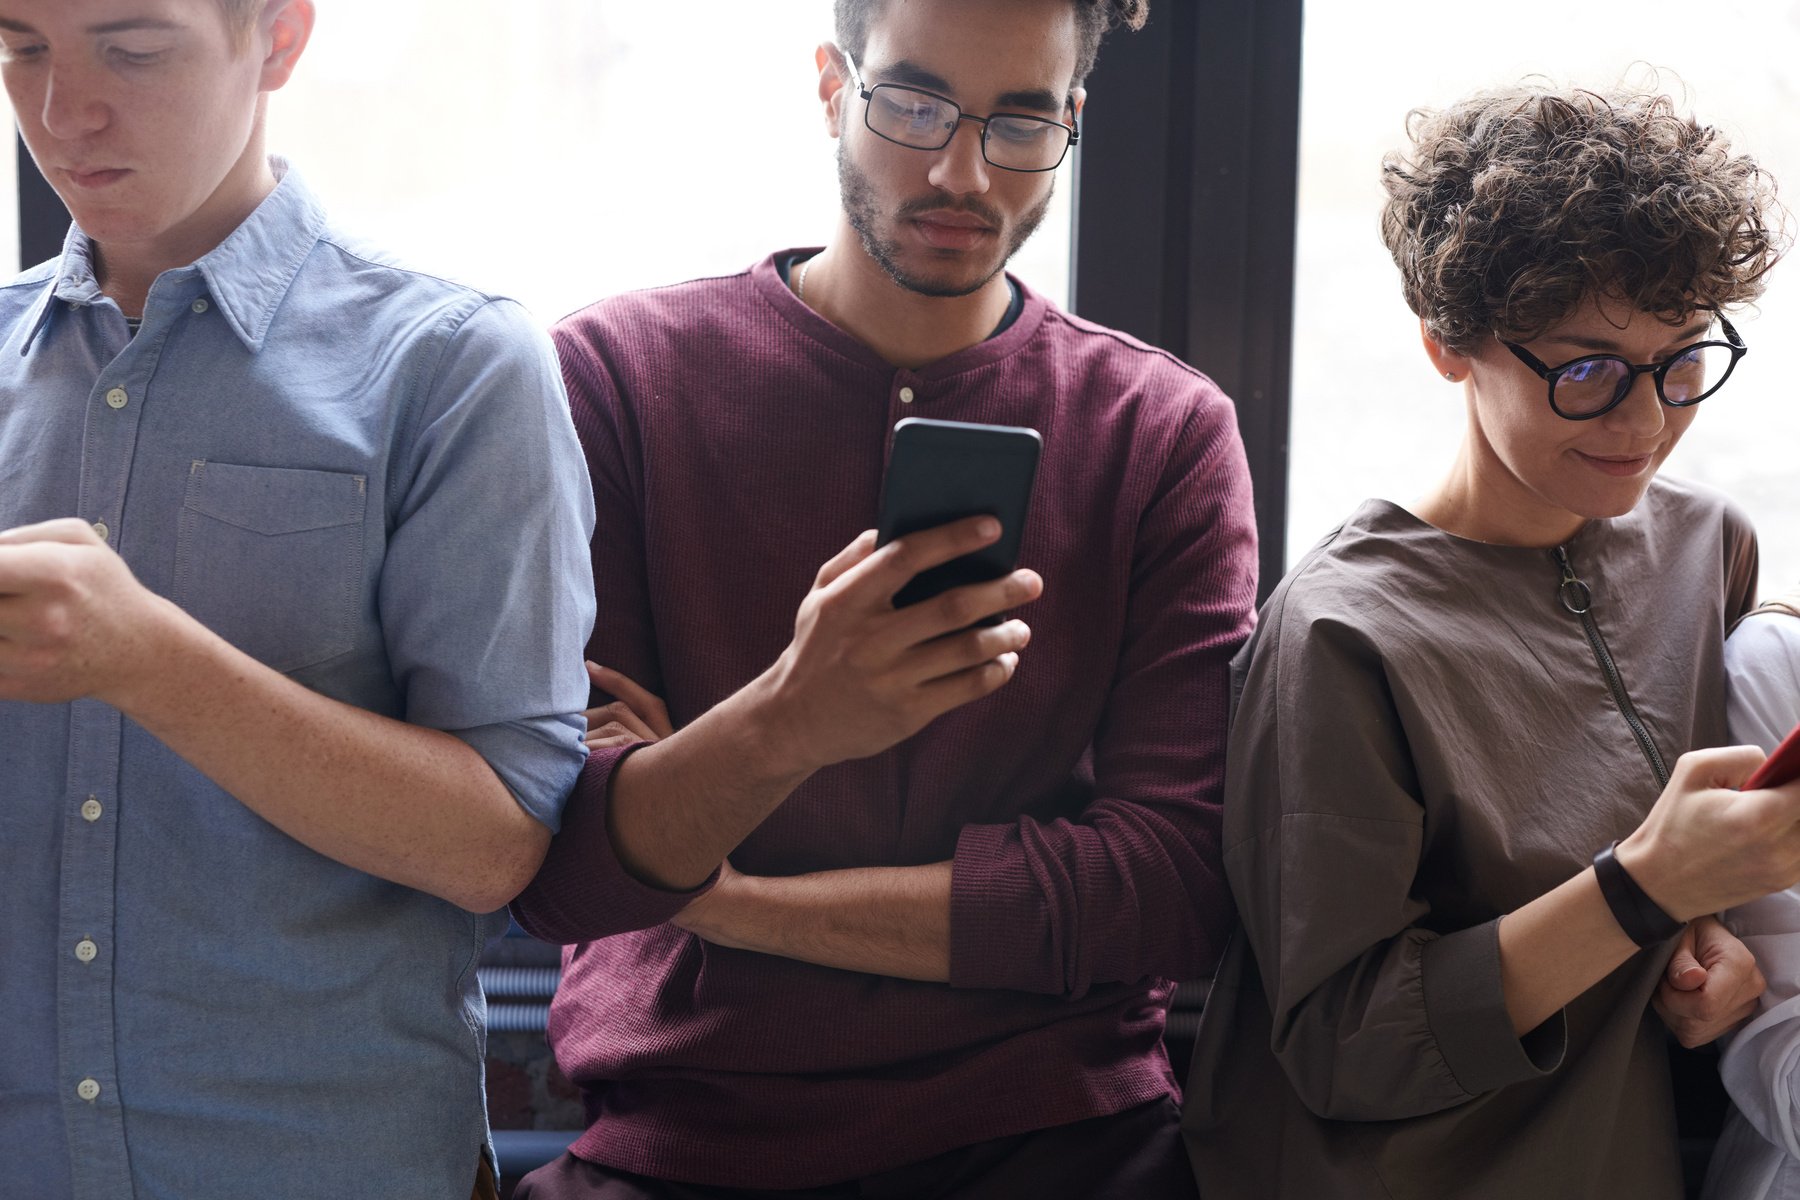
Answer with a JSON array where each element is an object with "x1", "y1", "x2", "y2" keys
[
  {"x1": 19, "y1": 135, "x2": 69, "y2": 269},
  {"x1": 1071, "y1": 0, "x2": 1304, "y2": 599}
]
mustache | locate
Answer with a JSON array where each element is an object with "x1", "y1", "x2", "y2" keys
[{"x1": 895, "y1": 197, "x2": 1005, "y2": 228}]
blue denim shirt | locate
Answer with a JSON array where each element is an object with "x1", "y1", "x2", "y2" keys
[{"x1": 0, "y1": 165, "x2": 595, "y2": 1199}]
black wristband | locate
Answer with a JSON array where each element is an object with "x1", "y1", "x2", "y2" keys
[{"x1": 1592, "y1": 840, "x2": 1684, "y2": 948}]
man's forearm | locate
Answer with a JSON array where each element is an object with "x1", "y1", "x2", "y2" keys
[
  {"x1": 110, "y1": 594, "x2": 549, "y2": 913},
  {"x1": 677, "y1": 861, "x2": 953, "y2": 982},
  {"x1": 604, "y1": 677, "x2": 816, "y2": 891}
]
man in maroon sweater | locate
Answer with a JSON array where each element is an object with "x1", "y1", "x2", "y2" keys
[{"x1": 510, "y1": 0, "x2": 1258, "y2": 1195}]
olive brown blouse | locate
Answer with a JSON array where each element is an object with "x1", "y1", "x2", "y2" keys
[{"x1": 1183, "y1": 476, "x2": 1759, "y2": 1199}]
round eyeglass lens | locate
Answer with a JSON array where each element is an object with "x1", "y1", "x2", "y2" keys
[
  {"x1": 1552, "y1": 357, "x2": 1631, "y2": 416},
  {"x1": 869, "y1": 86, "x2": 956, "y2": 147},
  {"x1": 1660, "y1": 342, "x2": 1735, "y2": 405}
]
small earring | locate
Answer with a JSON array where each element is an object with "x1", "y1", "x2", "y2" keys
[{"x1": 1444, "y1": 371, "x2": 1459, "y2": 381}]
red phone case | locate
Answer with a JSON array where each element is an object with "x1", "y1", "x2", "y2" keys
[{"x1": 1746, "y1": 719, "x2": 1800, "y2": 790}]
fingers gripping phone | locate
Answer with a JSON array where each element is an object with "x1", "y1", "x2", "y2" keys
[
  {"x1": 1748, "y1": 720, "x2": 1800, "y2": 790},
  {"x1": 875, "y1": 417, "x2": 1042, "y2": 624}
]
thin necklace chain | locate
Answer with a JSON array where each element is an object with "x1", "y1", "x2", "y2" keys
[{"x1": 798, "y1": 257, "x2": 814, "y2": 303}]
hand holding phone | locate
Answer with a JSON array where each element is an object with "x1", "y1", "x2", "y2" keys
[
  {"x1": 875, "y1": 417, "x2": 1041, "y2": 622},
  {"x1": 1746, "y1": 719, "x2": 1800, "y2": 790}
]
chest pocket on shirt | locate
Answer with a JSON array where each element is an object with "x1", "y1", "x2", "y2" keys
[{"x1": 173, "y1": 461, "x2": 368, "y2": 673}]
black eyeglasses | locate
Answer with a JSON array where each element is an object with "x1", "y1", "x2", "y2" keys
[
  {"x1": 842, "y1": 52, "x2": 1078, "y2": 174},
  {"x1": 1502, "y1": 315, "x2": 1747, "y2": 420}
]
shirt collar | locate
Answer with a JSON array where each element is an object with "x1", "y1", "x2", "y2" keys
[
  {"x1": 194, "y1": 158, "x2": 327, "y2": 353},
  {"x1": 21, "y1": 157, "x2": 328, "y2": 357},
  {"x1": 16, "y1": 225, "x2": 95, "y2": 355}
]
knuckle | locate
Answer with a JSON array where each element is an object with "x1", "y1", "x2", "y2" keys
[
  {"x1": 41, "y1": 604, "x2": 74, "y2": 646},
  {"x1": 882, "y1": 539, "x2": 920, "y2": 578},
  {"x1": 809, "y1": 589, "x2": 848, "y2": 625},
  {"x1": 940, "y1": 591, "x2": 980, "y2": 628}
]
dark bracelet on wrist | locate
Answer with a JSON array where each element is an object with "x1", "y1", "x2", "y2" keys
[{"x1": 1592, "y1": 840, "x2": 1684, "y2": 948}]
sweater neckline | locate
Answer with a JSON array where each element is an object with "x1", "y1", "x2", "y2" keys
[{"x1": 751, "y1": 248, "x2": 1051, "y2": 381}]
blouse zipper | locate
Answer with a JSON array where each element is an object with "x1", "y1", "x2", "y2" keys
[{"x1": 1550, "y1": 545, "x2": 1671, "y2": 789}]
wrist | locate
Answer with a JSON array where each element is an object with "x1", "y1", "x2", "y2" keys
[
  {"x1": 733, "y1": 657, "x2": 830, "y2": 781},
  {"x1": 93, "y1": 592, "x2": 215, "y2": 716},
  {"x1": 1613, "y1": 831, "x2": 1688, "y2": 920},
  {"x1": 681, "y1": 869, "x2": 776, "y2": 953},
  {"x1": 1598, "y1": 838, "x2": 1687, "y2": 942}
]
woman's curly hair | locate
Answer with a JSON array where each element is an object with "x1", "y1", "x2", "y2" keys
[
  {"x1": 1379, "y1": 84, "x2": 1787, "y2": 354},
  {"x1": 834, "y1": 0, "x2": 1148, "y2": 88}
]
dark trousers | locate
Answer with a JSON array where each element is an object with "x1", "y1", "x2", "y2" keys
[{"x1": 514, "y1": 1098, "x2": 1197, "y2": 1200}]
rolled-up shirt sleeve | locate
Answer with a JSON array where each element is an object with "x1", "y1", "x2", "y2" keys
[
  {"x1": 947, "y1": 391, "x2": 1259, "y2": 997},
  {"x1": 508, "y1": 319, "x2": 718, "y2": 942},
  {"x1": 509, "y1": 743, "x2": 720, "y2": 943},
  {"x1": 1225, "y1": 599, "x2": 1564, "y2": 1122},
  {"x1": 381, "y1": 298, "x2": 595, "y2": 829}
]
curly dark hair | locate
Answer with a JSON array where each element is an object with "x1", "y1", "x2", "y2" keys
[
  {"x1": 1379, "y1": 84, "x2": 1786, "y2": 354},
  {"x1": 833, "y1": 0, "x2": 1149, "y2": 89}
]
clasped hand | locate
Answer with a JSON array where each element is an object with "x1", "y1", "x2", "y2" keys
[
  {"x1": 1653, "y1": 914, "x2": 1765, "y2": 1048},
  {"x1": 0, "y1": 518, "x2": 172, "y2": 705}
]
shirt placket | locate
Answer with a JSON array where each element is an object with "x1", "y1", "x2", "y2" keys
[
  {"x1": 57, "y1": 315, "x2": 149, "y2": 1197},
  {"x1": 890, "y1": 371, "x2": 922, "y2": 422},
  {"x1": 883, "y1": 368, "x2": 924, "y2": 856}
]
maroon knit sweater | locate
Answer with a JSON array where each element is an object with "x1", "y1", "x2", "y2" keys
[{"x1": 510, "y1": 252, "x2": 1259, "y2": 1188}]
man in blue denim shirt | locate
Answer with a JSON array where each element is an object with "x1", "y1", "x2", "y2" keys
[{"x1": 0, "y1": 2, "x2": 594, "y2": 1197}]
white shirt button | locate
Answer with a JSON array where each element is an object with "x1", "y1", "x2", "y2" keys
[
  {"x1": 76, "y1": 1078, "x2": 100, "y2": 1102},
  {"x1": 91, "y1": 521, "x2": 109, "y2": 543},
  {"x1": 191, "y1": 298, "x2": 210, "y2": 314},
  {"x1": 75, "y1": 938, "x2": 98, "y2": 963},
  {"x1": 82, "y1": 797, "x2": 103, "y2": 822},
  {"x1": 899, "y1": 387, "x2": 915, "y2": 404},
  {"x1": 105, "y1": 387, "x2": 128, "y2": 410}
]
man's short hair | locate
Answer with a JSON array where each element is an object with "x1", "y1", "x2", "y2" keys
[
  {"x1": 215, "y1": 0, "x2": 261, "y2": 45},
  {"x1": 1380, "y1": 83, "x2": 1788, "y2": 354},
  {"x1": 832, "y1": 0, "x2": 1148, "y2": 91}
]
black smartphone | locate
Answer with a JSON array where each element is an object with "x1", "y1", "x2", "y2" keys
[{"x1": 875, "y1": 417, "x2": 1042, "y2": 621}]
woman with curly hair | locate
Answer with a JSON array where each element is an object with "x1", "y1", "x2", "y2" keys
[{"x1": 1180, "y1": 84, "x2": 1796, "y2": 1199}]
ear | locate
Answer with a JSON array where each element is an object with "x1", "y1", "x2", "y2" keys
[
  {"x1": 818, "y1": 43, "x2": 850, "y2": 139},
  {"x1": 1069, "y1": 86, "x2": 1087, "y2": 122},
  {"x1": 1418, "y1": 318, "x2": 1473, "y2": 384},
  {"x1": 257, "y1": 0, "x2": 316, "y2": 94}
]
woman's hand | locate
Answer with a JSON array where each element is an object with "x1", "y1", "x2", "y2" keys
[
  {"x1": 580, "y1": 662, "x2": 673, "y2": 750},
  {"x1": 1652, "y1": 915, "x2": 1765, "y2": 1048},
  {"x1": 1618, "y1": 746, "x2": 1800, "y2": 921}
]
